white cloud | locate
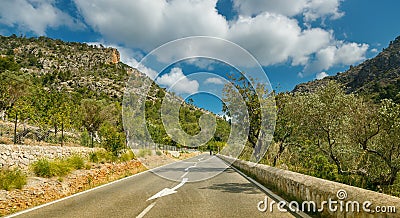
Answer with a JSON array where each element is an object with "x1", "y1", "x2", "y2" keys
[
  {"x1": 232, "y1": 0, "x2": 344, "y2": 22},
  {"x1": 156, "y1": 67, "x2": 199, "y2": 94},
  {"x1": 204, "y1": 77, "x2": 225, "y2": 85},
  {"x1": 303, "y1": 0, "x2": 344, "y2": 22},
  {"x1": 371, "y1": 48, "x2": 379, "y2": 53},
  {"x1": 304, "y1": 42, "x2": 369, "y2": 73},
  {"x1": 72, "y1": 0, "x2": 366, "y2": 74},
  {"x1": 233, "y1": 0, "x2": 308, "y2": 17},
  {"x1": 316, "y1": 72, "x2": 329, "y2": 80},
  {"x1": 74, "y1": 0, "x2": 228, "y2": 51},
  {"x1": 0, "y1": 0, "x2": 84, "y2": 35}
]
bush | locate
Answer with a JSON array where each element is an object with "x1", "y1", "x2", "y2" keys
[
  {"x1": 0, "y1": 169, "x2": 27, "y2": 190},
  {"x1": 137, "y1": 149, "x2": 152, "y2": 158},
  {"x1": 99, "y1": 123, "x2": 126, "y2": 156},
  {"x1": 31, "y1": 155, "x2": 86, "y2": 178},
  {"x1": 89, "y1": 152, "x2": 99, "y2": 163},
  {"x1": 119, "y1": 150, "x2": 135, "y2": 162},
  {"x1": 80, "y1": 131, "x2": 90, "y2": 147},
  {"x1": 89, "y1": 150, "x2": 115, "y2": 163},
  {"x1": 156, "y1": 150, "x2": 162, "y2": 156},
  {"x1": 32, "y1": 159, "x2": 57, "y2": 178},
  {"x1": 66, "y1": 155, "x2": 85, "y2": 169}
]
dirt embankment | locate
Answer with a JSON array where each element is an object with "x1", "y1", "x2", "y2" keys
[{"x1": 0, "y1": 160, "x2": 146, "y2": 216}]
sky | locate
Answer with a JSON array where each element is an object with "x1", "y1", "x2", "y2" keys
[{"x1": 1, "y1": 0, "x2": 400, "y2": 114}]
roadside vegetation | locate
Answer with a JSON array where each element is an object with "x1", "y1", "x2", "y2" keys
[
  {"x1": 0, "y1": 168, "x2": 27, "y2": 191},
  {"x1": 227, "y1": 75, "x2": 400, "y2": 197}
]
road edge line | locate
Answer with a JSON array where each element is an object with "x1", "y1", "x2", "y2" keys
[{"x1": 219, "y1": 157, "x2": 311, "y2": 218}]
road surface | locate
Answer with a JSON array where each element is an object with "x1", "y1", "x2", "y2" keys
[{"x1": 10, "y1": 154, "x2": 296, "y2": 218}]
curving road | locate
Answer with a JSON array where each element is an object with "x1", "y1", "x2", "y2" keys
[{"x1": 9, "y1": 154, "x2": 297, "y2": 218}]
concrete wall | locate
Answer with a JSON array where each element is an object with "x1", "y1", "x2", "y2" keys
[
  {"x1": 0, "y1": 144, "x2": 101, "y2": 170},
  {"x1": 219, "y1": 155, "x2": 400, "y2": 218}
]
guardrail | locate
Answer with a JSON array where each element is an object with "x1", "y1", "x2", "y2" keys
[{"x1": 218, "y1": 155, "x2": 400, "y2": 218}]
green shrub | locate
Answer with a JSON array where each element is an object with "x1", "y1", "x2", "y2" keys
[
  {"x1": 88, "y1": 150, "x2": 115, "y2": 163},
  {"x1": 32, "y1": 159, "x2": 56, "y2": 178},
  {"x1": 80, "y1": 130, "x2": 90, "y2": 147},
  {"x1": 66, "y1": 155, "x2": 85, "y2": 170},
  {"x1": 0, "y1": 169, "x2": 27, "y2": 190},
  {"x1": 137, "y1": 149, "x2": 152, "y2": 158},
  {"x1": 119, "y1": 150, "x2": 135, "y2": 162},
  {"x1": 156, "y1": 150, "x2": 162, "y2": 156},
  {"x1": 31, "y1": 155, "x2": 86, "y2": 178},
  {"x1": 89, "y1": 152, "x2": 99, "y2": 163}
]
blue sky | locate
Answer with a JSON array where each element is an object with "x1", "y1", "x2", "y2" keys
[{"x1": 1, "y1": 0, "x2": 399, "y2": 114}]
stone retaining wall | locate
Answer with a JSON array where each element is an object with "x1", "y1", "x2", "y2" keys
[
  {"x1": 218, "y1": 155, "x2": 400, "y2": 218},
  {"x1": 0, "y1": 144, "x2": 101, "y2": 170}
]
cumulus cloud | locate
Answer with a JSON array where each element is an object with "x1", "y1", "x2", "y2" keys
[
  {"x1": 304, "y1": 42, "x2": 369, "y2": 73},
  {"x1": 71, "y1": 0, "x2": 366, "y2": 75},
  {"x1": 156, "y1": 67, "x2": 199, "y2": 94},
  {"x1": 232, "y1": 0, "x2": 344, "y2": 22},
  {"x1": 0, "y1": 0, "x2": 83, "y2": 35},
  {"x1": 303, "y1": 0, "x2": 344, "y2": 22},
  {"x1": 316, "y1": 72, "x2": 329, "y2": 80},
  {"x1": 74, "y1": 0, "x2": 228, "y2": 51},
  {"x1": 204, "y1": 77, "x2": 225, "y2": 85}
]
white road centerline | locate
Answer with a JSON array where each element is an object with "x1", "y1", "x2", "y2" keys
[
  {"x1": 147, "y1": 178, "x2": 188, "y2": 201},
  {"x1": 180, "y1": 171, "x2": 189, "y2": 178},
  {"x1": 136, "y1": 202, "x2": 156, "y2": 218}
]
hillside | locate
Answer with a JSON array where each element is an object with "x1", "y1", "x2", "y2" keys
[
  {"x1": 293, "y1": 35, "x2": 400, "y2": 103},
  {"x1": 0, "y1": 35, "x2": 229, "y2": 152},
  {"x1": 0, "y1": 34, "x2": 138, "y2": 100}
]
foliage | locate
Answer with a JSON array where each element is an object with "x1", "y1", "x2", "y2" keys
[
  {"x1": 119, "y1": 150, "x2": 136, "y2": 162},
  {"x1": 99, "y1": 122, "x2": 126, "y2": 156},
  {"x1": 31, "y1": 155, "x2": 85, "y2": 178},
  {"x1": 137, "y1": 149, "x2": 152, "y2": 158},
  {"x1": 0, "y1": 169, "x2": 27, "y2": 190},
  {"x1": 222, "y1": 73, "x2": 275, "y2": 161},
  {"x1": 267, "y1": 81, "x2": 400, "y2": 196}
]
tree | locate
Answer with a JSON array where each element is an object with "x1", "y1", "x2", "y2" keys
[
  {"x1": 270, "y1": 93, "x2": 301, "y2": 166},
  {"x1": 294, "y1": 81, "x2": 361, "y2": 175},
  {"x1": 222, "y1": 73, "x2": 275, "y2": 161},
  {"x1": 80, "y1": 99, "x2": 111, "y2": 147},
  {"x1": 0, "y1": 71, "x2": 30, "y2": 120}
]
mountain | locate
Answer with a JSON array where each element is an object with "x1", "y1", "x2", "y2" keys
[
  {"x1": 0, "y1": 34, "x2": 229, "y2": 150},
  {"x1": 293, "y1": 35, "x2": 400, "y2": 103},
  {"x1": 0, "y1": 34, "x2": 140, "y2": 100}
]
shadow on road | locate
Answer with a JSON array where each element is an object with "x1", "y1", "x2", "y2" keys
[{"x1": 199, "y1": 182, "x2": 261, "y2": 194}]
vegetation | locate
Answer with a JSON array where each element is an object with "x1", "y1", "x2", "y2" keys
[
  {"x1": 0, "y1": 169, "x2": 27, "y2": 191},
  {"x1": 0, "y1": 35, "x2": 230, "y2": 156},
  {"x1": 31, "y1": 155, "x2": 85, "y2": 178},
  {"x1": 262, "y1": 81, "x2": 400, "y2": 196}
]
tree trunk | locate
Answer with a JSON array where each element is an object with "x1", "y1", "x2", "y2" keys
[
  {"x1": 61, "y1": 120, "x2": 64, "y2": 147},
  {"x1": 13, "y1": 113, "x2": 17, "y2": 144},
  {"x1": 91, "y1": 131, "x2": 94, "y2": 148},
  {"x1": 273, "y1": 142, "x2": 286, "y2": 167},
  {"x1": 389, "y1": 167, "x2": 399, "y2": 185},
  {"x1": 54, "y1": 123, "x2": 58, "y2": 142}
]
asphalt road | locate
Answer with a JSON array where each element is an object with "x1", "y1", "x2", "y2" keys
[{"x1": 10, "y1": 154, "x2": 295, "y2": 218}]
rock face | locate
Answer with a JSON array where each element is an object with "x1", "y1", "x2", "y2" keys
[
  {"x1": 0, "y1": 144, "x2": 101, "y2": 170},
  {"x1": 110, "y1": 48, "x2": 120, "y2": 64},
  {"x1": 293, "y1": 35, "x2": 400, "y2": 103}
]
